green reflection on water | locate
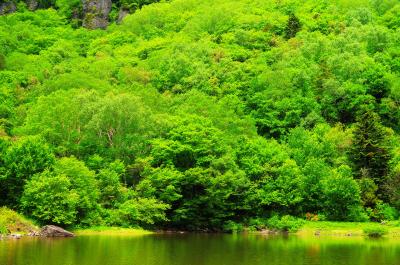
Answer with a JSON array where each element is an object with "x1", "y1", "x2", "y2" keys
[{"x1": 1, "y1": 234, "x2": 400, "y2": 265}]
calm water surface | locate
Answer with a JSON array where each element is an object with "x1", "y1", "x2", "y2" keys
[{"x1": 1, "y1": 234, "x2": 400, "y2": 265}]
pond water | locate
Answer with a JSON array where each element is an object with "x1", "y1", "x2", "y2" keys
[{"x1": 1, "y1": 234, "x2": 400, "y2": 265}]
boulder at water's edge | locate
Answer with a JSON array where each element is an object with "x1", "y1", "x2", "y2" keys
[{"x1": 40, "y1": 225, "x2": 74, "y2": 237}]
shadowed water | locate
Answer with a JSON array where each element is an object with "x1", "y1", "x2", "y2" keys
[{"x1": 1, "y1": 234, "x2": 400, "y2": 265}]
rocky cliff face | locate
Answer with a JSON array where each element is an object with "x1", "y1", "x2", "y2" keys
[
  {"x1": 26, "y1": 0, "x2": 38, "y2": 10},
  {"x1": 0, "y1": 0, "x2": 38, "y2": 15},
  {"x1": 117, "y1": 7, "x2": 129, "y2": 24},
  {"x1": 82, "y1": 0, "x2": 112, "y2": 29},
  {"x1": 0, "y1": 1, "x2": 16, "y2": 15},
  {"x1": 0, "y1": 0, "x2": 122, "y2": 30}
]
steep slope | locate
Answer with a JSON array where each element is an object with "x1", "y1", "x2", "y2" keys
[{"x1": 0, "y1": 0, "x2": 400, "y2": 230}]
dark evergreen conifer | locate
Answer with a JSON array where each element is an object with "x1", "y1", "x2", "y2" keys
[
  {"x1": 285, "y1": 13, "x2": 301, "y2": 39},
  {"x1": 351, "y1": 109, "x2": 391, "y2": 201}
]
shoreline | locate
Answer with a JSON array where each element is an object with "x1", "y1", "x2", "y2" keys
[
  {"x1": 3, "y1": 221, "x2": 400, "y2": 239},
  {"x1": 42, "y1": 222, "x2": 400, "y2": 238},
  {"x1": 294, "y1": 221, "x2": 400, "y2": 238},
  {"x1": 73, "y1": 227, "x2": 153, "y2": 236}
]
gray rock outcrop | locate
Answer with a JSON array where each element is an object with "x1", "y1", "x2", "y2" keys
[
  {"x1": 117, "y1": 8, "x2": 129, "y2": 24},
  {"x1": 40, "y1": 225, "x2": 75, "y2": 237},
  {"x1": 0, "y1": 0, "x2": 38, "y2": 15},
  {"x1": 1, "y1": 0, "x2": 125, "y2": 29},
  {"x1": 82, "y1": 0, "x2": 112, "y2": 29},
  {"x1": 26, "y1": 0, "x2": 38, "y2": 11},
  {"x1": 0, "y1": 1, "x2": 16, "y2": 15}
]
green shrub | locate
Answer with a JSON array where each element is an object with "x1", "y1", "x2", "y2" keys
[
  {"x1": 347, "y1": 206, "x2": 369, "y2": 222},
  {"x1": 117, "y1": 198, "x2": 169, "y2": 227},
  {"x1": 21, "y1": 171, "x2": 80, "y2": 226},
  {"x1": 248, "y1": 218, "x2": 267, "y2": 231},
  {"x1": 53, "y1": 157, "x2": 101, "y2": 226},
  {"x1": 266, "y1": 215, "x2": 305, "y2": 232},
  {"x1": 376, "y1": 203, "x2": 398, "y2": 221},
  {"x1": 366, "y1": 203, "x2": 399, "y2": 222},
  {"x1": 305, "y1": 213, "x2": 328, "y2": 221},
  {"x1": 223, "y1": 221, "x2": 244, "y2": 233},
  {"x1": 363, "y1": 226, "x2": 388, "y2": 237},
  {"x1": 21, "y1": 157, "x2": 102, "y2": 227},
  {"x1": 322, "y1": 167, "x2": 363, "y2": 221}
]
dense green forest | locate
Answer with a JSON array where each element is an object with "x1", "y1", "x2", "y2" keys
[{"x1": 1, "y1": 0, "x2": 400, "y2": 231}]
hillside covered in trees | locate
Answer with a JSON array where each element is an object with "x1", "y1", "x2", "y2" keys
[{"x1": 1, "y1": 0, "x2": 400, "y2": 231}]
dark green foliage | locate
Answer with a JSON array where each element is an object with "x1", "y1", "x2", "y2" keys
[
  {"x1": 285, "y1": 13, "x2": 301, "y2": 39},
  {"x1": 55, "y1": 0, "x2": 81, "y2": 19},
  {"x1": 119, "y1": 0, "x2": 161, "y2": 11},
  {"x1": 358, "y1": 177, "x2": 379, "y2": 208},
  {"x1": 223, "y1": 221, "x2": 244, "y2": 233},
  {"x1": 0, "y1": 53, "x2": 5, "y2": 70},
  {"x1": 38, "y1": 0, "x2": 56, "y2": 8},
  {"x1": 266, "y1": 215, "x2": 305, "y2": 232},
  {"x1": 386, "y1": 162, "x2": 400, "y2": 209},
  {"x1": 351, "y1": 109, "x2": 391, "y2": 201},
  {"x1": 1, "y1": 137, "x2": 55, "y2": 207}
]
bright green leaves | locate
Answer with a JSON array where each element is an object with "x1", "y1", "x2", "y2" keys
[
  {"x1": 19, "y1": 89, "x2": 96, "y2": 155},
  {"x1": 117, "y1": 197, "x2": 169, "y2": 227},
  {"x1": 96, "y1": 166, "x2": 126, "y2": 209},
  {"x1": 53, "y1": 157, "x2": 100, "y2": 218},
  {"x1": 85, "y1": 92, "x2": 156, "y2": 159},
  {"x1": 255, "y1": 159, "x2": 304, "y2": 210},
  {"x1": 21, "y1": 156, "x2": 100, "y2": 226},
  {"x1": 55, "y1": 0, "x2": 81, "y2": 19},
  {"x1": 322, "y1": 166, "x2": 364, "y2": 221},
  {"x1": 21, "y1": 171, "x2": 79, "y2": 225},
  {"x1": 19, "y1": 89, "x2": 159, "y2": 160},
  {"x1": 150, "y1": 117, "x2": 227, "y2": 170},
  {"x1": 382, "y1": 4, "x2": 400, "y2": 29},
  {"x1": 2, "y1": 0, "x2": 400, "y2": 229},
  {"x1": 136, "y1": 166, "x2": 184, "y2": 204},
  {"x1": 235, "y1": 137, "x2": 293, "y2": 181}
]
